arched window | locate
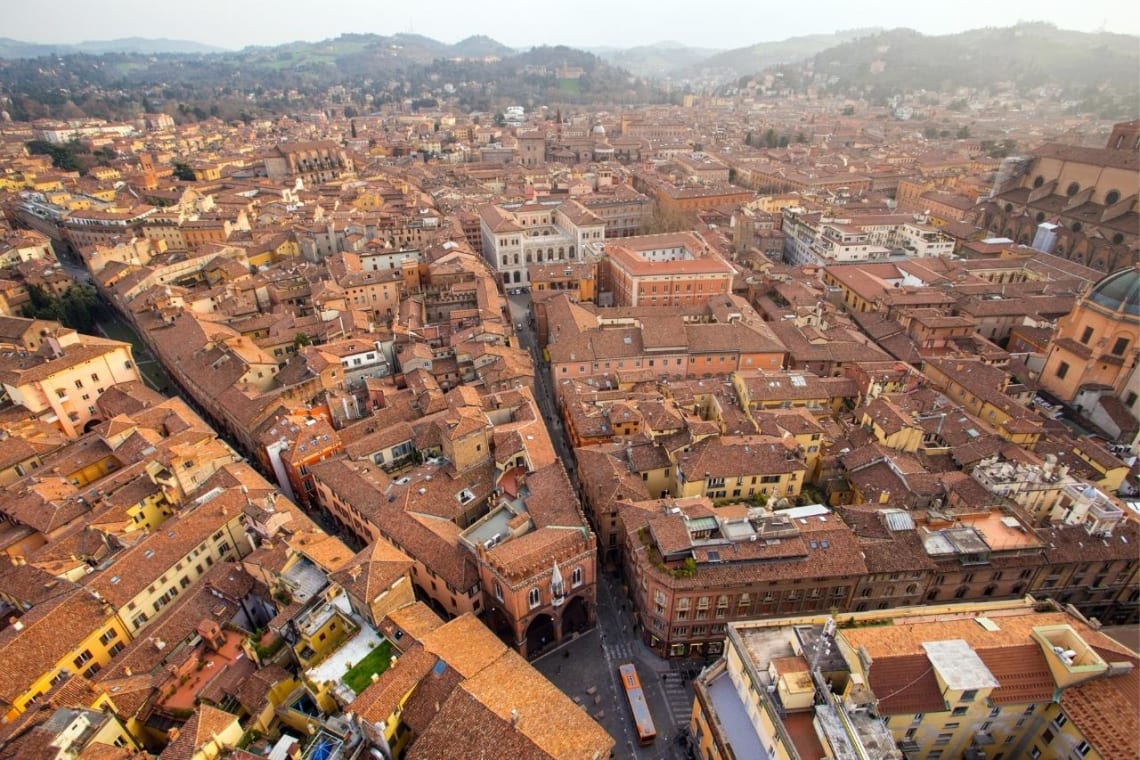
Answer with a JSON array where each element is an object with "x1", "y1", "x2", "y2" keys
[
  {"x1": 1105, "y1": 189, "x2": 1121, "y2": 205},
  {"x1": 571, "y1": 566, "x2": 583, "y2": 588},
  {"x1": 495, "y1": 581, "x2": 503, "y2": 601},
  {"x1": 1066, "y1": 181, "x2": 1080, "y2": 196},
  {"x1": 528, "y1": 587, "x2": 540, "y2": 609},
  {"x1": 1032, "y1": 175, "x2": 1045, "y2": 188}
]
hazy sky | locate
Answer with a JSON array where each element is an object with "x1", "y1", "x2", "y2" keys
[{"x1": 7, "y1": 0, "x2": 1136, "y2": 50}]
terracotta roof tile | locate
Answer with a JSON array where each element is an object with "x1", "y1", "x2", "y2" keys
[{"x1": 1059, "y1": 650, "x2": 1140, "y2": 760}]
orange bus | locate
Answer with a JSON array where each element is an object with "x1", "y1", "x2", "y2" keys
[{"x1": 618, "y1": 663, "x2": 657, "y2": 745}]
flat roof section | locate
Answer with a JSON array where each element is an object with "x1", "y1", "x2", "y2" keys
[
  {"x1": 707, "y1": 669, "x2": 771, "y2": 760},
  {"x1": 922, "y1": 639, "x2": 1000, "y2": 691}
]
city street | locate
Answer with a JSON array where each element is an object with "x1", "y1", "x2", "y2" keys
[
  {"x1": 508, "y1": 291, "x2": 697, "y2": 760},
  {"x1": 531, "y1": 572, "x2": 696, "y2": 760}
]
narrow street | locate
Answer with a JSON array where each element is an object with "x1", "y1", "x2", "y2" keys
[{"x1": 508, "y1": 292, "x2": 697, "y2": 760}]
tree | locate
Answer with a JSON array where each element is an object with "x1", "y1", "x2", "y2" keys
[
  {"x1": 293, "y1": 333, "x2": 313, "y2": 349},
  {"x1": 956, "y1": 125, "x2": 972, "y2": 139},
  {"x1": 58, "y1": 285, "x2": 99, "y2": 332},
  {"x1": 642, "y1": 201, "x2": 689, "y2": 235},
  {"x1": 26, "y1": 139, "x2": 86, "y2": 173},
  {"x1": 172, "y1": 162, "x2": 195, "y2": 181},
  {"x1": 20, "y1": 284, "x2": 99, "y2": 331},
  {"x1": 842, "y1": 104, "x2": 856, "y2": 115}
]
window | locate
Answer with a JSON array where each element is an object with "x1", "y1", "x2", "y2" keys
[
  {"x1": 1051, "y1": 713, "x2": 1066, "y2": 729},
  {"x1": 952, "y1": 706, "x2": 969, "y2": 716},
  {"x1": 1074, "y1": 740, "x2": 1091, "y2": 757},
  {"x1": 494, "y1": 581, "x2": 503, "y2": 601},
  {"x1": 960, "y1": 689, "x2": 977, "y2": 702},
  {"x1": 1112, "y1": 337, "x2": 1129, "y2": 356},
  {"x1": 99, "y1": 629, "x2": 117, "y2": 645},
  {"x1": 737, "y1": 593, "x2": 751, "y2": 615},
  {"x1": 73, "y1": 650, "x2": 93, "y2": 667},
  {"x1": 1030, "y1": 747, "x2": 1041, "y2": 760},
  {"x1": 91, "y1": 373, "x2": 100, "y2": 382},
  {"x1": 1042, "y1": 728, "x2": 1054, "y2": 744},
  {"x1": 74, "y1": 379, "x2": 83, "y2": 389},
  {"x1": 1080, "y1": 326, "x2": 1093, "y2": 344},
  {"x1": 528, "y1": 587, "x2": 540, "y2": 609},
  {"x1": 572, "y1": 566, "x2": 583, "y2": 588},
  {"x1": 1055, "y1": 361, "x2": 1069, "y2": 379}
]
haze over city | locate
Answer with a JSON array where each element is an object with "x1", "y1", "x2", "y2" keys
[{"x1": 4, "y1": 0, "x2": 1134, "y2": 50}]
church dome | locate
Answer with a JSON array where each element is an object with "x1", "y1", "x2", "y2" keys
[{"x1": 1088, "y1": 265, "x2": 1140, "y2": 317}]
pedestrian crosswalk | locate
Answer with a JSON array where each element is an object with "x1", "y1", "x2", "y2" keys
[
  {"x1": 602, "y1": 639, "x2": 633, "y2": 662},
  {"x1": 660, "y1": 674, "x2": 694, "y2": 725}
]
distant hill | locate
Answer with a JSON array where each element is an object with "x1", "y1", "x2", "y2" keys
[
  {"x1": 451, "y1": 35, "x2": 516, "y2": 59},
  {"x1": 0, "y1": 33, "x2": 666, "y2": 122},
  {"x1": 0, "y1": 36, "x2": 227, "y2": 58},
  {"x1": 684, "y1": 29, "x2": 880, "y2": 80},
  {"x1": 590, "y1": 41, "x2": 724, "y2": 78},
  {"x1": 757, "y1": 23, "x2": 1139, "y2": 100}
]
